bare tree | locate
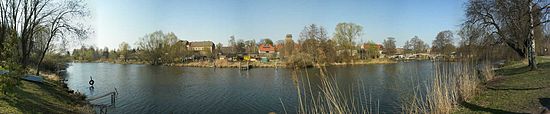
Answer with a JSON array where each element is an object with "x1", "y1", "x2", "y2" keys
[
  {"x1": 383, "y1": 37, "x2": 397, "y2": 55},
  {"x1": 136, "y1": 31, "x2": 165, "y2": 65},
  {"x1": 244, "y1": 39, "x2": 257, "y2": 54},
  {"x1": 119, "y1": 42, "x2": 130, "y2": 62},
  {"x1": 432, "y1": 30, "x2": 456, "y2": 55},
  {"x1": 333, "y1": 22, "x2": 363, "y2": 63},
  {"x1": 464, "y1": 0, "x2": 549, "y2": 70},
  {"x1": 297, "y1": 24, "x2": 335, "y2": 65},
  {"x1": 404, "y1": 36, "x2": 429, "y2": 54}
]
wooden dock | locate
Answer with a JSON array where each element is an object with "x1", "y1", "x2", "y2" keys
[{"x1": 239, "y1": 62, "x2": 251, "y2": 70}]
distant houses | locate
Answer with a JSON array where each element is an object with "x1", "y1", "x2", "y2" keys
[
  {"x1": 180, "y1": 34, "x2": 404, "y2": 62},
  {"x1": 188, "y1": 41, "x2": 215, "y2": 55},
  {"x1": 361, "y1": 43, "x2": 384, "y2": 54},
  {"x1": 258, "y1": 44, "x2": 275, "y2": 54},
  {"x1": 177, "y1": 40, "x2": 215, "y2": 57}
]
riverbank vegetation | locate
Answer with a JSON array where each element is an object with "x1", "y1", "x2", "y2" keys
[
  {"x1": 290, "y1": 67, "x2": 382, "y2": 114},
  {"x1": 70, "y1": 23, "x2": 399, "y2": 68},
  {"x1": 399, "y1": 0, "x2": 550, "y2": 113},
  {"x1": 455, "y1": 57, "x2": 550, "y2": 113},
  {"x1": 0, "y1": 75, "x2": 92, "y2": 114},
  {"x1": 0, "y1": 0, "x2": 94, "y2": 113},
  {"x1": 288, "y1": 0, "x2": 550, "y2": 113}
]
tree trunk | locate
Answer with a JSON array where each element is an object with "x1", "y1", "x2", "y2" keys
[
  {"x1": 528, "y1": 1, "x2": 538, "y2": 70},
  {"x1": 36, "y1": 33, "x2": 55, "y2": 76}
]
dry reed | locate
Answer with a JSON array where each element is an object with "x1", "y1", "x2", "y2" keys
[
  {"x1": 401, "y1": 62, "x2": 482, "y2": 114},
  {"x1": 289, "y1": 67, "x2": 379, "y2": 114}
]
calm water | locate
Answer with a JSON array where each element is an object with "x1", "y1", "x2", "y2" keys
[{"x1": 65, "y1": 61, "x2": 435, "y2": 114}]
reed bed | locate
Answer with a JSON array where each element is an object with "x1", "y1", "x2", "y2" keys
[
  {"x1": 288, "y1": 67, "x2": 379, "y2": 114},
  {"x1": 401, "y1": 62, "x2": 482, "y2": 114},
  {"x1": 285, "y1": 61, "x2": 490, "y2": 114}
]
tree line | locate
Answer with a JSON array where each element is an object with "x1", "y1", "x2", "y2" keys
[{"x1": 0, "y1": 0, "x2": 89, "y2": 94}]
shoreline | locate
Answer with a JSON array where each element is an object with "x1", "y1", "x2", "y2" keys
[
  {"x1": 456, "y1": 56, "x2": 550, "y2": 113},
  {"x1": 72, "y1": 58, "x2": 398, "y2": 68},
  {"x1": 0, "y1": 71, "x2": 94, "y2": 113}
]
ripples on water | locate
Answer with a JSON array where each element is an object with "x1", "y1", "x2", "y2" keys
[{"x1": 65, "y1": 61, "x2": 437, "y2": 114}]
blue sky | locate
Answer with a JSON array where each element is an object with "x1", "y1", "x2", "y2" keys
[{"x1": 89, "y1": 0, "x2": 466, "y2": 49}]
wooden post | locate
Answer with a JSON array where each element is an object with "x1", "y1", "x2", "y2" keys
[{"x1": 111, "y1": 93, "x2": 115, "y2": 107}]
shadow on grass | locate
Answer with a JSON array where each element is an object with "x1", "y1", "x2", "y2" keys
[
  {"x1": 541, "y1": 98, "x2": 550, "y2": 109},
  {"x1": 460, "y1": 101, "x2": 527, "y2": 114},
  {"x1": 486, "y1": 86, "x2": 549, "y2": 91},
  {"x1": 496, "y1": 62, "x2": 550, "y2": 76},
  {"x1": 3, "y1": 81, "x2": 84, "y2": 114},
  {"x1": 495, "y1": 65, "x2": 531, "y2": 76}
]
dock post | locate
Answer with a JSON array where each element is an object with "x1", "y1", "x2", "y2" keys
[{"x1": 111, "y1": 93, "x2": 115, "y2": 107}]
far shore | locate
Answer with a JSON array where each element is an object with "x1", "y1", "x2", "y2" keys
[{"x1": 72, "y1": 58, "x2": 398, "y2": 68}]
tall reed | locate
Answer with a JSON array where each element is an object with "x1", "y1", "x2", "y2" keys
[
  {"x1": 290, "y1": 67, "x2": 379, "y2": 114},
  {"x1": 401, "y1": 62, "x2": 481, "y2": 114}
]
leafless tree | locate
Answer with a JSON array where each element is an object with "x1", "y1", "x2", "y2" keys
[
  {"x1": 432, "y1": 30, "x2": 456, "y2": 55},
  {"x1": 464, "y1": 0, "x2": 549, "y2": 70},
  {"x1": 0, "y1": 0, "x2": 89, "y2": 75},
  {"x1": 383, "y1": 37, "x2": 397, "y2": 55},
  {"x1": 333, "y1": 22, "x2": 363, "y2": 62}
]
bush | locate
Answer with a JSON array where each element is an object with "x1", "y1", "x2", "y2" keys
[
  {"x1": 38, "y1": 53, "x2": 71, "y2": 72},
  {"x1": 285, "y1": 53, "x2": 314, "y2": 68}
]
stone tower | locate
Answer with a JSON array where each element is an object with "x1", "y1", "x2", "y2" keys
[
  {"x1": 283, "y1": 34, "x2": 294, "y2": 57},
  {"x1": 285, "y1": 34, "x2": 292, "y2": 42}
]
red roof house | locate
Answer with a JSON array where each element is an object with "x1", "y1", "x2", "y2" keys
[{"x1": 258, "y1": 44, "x2": 275, "y2": 54}]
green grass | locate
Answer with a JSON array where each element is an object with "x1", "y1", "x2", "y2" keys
[
  {"x1": 456, "y1": 56, "x2": 550, "y2": 114},
  {"x1": 0, "y1": 80, "x2": 92, "y2": 114}
]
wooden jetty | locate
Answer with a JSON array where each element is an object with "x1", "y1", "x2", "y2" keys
[{"x1": 239, "y1": 62, "x2": 251, "y2": 70}]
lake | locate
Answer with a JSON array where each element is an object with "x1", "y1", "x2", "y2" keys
[{"x1": 65, "y1": 61, "x2": 435, "y2": 114}]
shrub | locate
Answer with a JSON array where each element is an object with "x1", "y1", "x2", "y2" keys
[{"x1": 285, "y1": 53, "x2": 314, "y2": 68}]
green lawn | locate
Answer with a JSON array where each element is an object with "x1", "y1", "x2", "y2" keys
[
  {"x1": 456, "y1": 56, "x2": 550, "y2": 114},
  {"x1": 0, "y1": 80, "x2": 92, "y2": 114}
]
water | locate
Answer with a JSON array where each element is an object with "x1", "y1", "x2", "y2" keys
[{"x1": 65, "y1": 61, "x2": 435, "y2": 114}]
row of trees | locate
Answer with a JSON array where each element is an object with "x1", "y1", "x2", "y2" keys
[
  {"x1": 0, "y1": 0, "x2": 89, "y2": 94},
  {"x1": 283, "y1": 23, "x2": 366, "y2": 67},
  {"x1": 134, "y1": 31, "x2": 188, "y2": 65},
  {"x1": 227, "y1": 35, "x2": 262, "y2": 55},
  {"x1": 73, "y1": 31, "x2": 194, "y2": 65},
  {"x1": 71, "y1": 45, "x2": 137, "y2": 62},
  {"x1": 381, "y1": 36, "x2": 430, "y2": 56}
]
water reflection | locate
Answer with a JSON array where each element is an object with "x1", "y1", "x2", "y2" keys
[{"x1": 65, "y1": 61, "x2": 436, "y2": 114}]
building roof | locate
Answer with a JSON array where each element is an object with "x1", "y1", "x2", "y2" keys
[
  {"x1": 189, "y1": 41, "x2": 214, "y2": 47},
  {"x1": 178, "y1": 40, "x2": 189, "y2": 45},
  {"x1": 258, "y1": 44, "x2": 275, "y2": 51},
  {"x1": 362, "y1": 43, "x2": 383, "y2": 49}
]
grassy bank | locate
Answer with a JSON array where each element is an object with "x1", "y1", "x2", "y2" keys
[
  {"x1": 456, "y1": 56, "x2": 550, "y2": 113},
  {"x1": 0, "y1": 73, "x2": 93, "y2": 113}
]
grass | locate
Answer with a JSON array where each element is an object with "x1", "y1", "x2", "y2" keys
[
  {"x1": 0, "y1": 78, "x2": 92, "y2": 114},
  {"x1": 456, "y1": 56, "x2": 550, "y2": 113}
]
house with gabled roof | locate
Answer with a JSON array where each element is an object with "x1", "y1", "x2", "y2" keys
[{"x1": 258, "y1": 44, "x2": 275, "y2": 54}]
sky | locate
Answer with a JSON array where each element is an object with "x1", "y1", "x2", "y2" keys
[{"x1": 88, "y1": 0, "x2": 466, "y2": 49}]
